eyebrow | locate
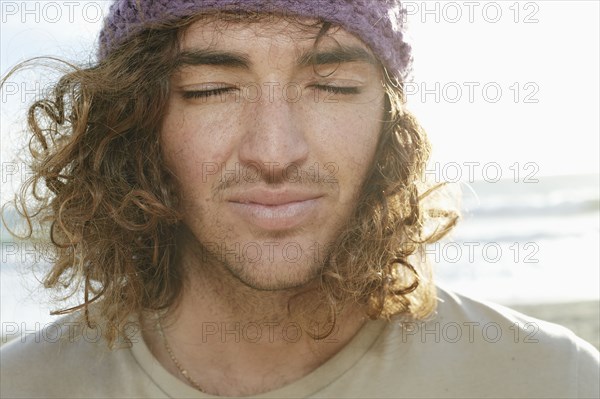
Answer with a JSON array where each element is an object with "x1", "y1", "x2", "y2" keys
[
  {"x1": 174, "y1": 50, "x2": 251, "y2": 69},
  {"x1": 297, "y1": 46, "x2": 378, "y2": 67},
  {"x1": 173, "y1": 45, "x2": 378, "y2": 70}
]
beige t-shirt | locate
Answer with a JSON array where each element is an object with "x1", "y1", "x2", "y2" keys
[{"x1": 2, "y1": 288, "x2": 599, "y2": 398}]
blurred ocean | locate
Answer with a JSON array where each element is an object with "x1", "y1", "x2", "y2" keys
[
  {"x1": 1, "y1": 173, "x2": 599, "y2": 336},
  {"x1": 434, "y1": 173, "x2": 599, "y2": 304}
]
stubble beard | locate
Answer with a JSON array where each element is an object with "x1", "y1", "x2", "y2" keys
[{"x1": 184, "y1": 225, "x2": 334, "y2": 293}]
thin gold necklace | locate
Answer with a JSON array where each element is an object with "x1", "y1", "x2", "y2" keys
[{"x1": 155, "y1": 313, "x2": 204, "y2": 392}]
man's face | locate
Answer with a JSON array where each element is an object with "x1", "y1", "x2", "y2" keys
[{"x1": 161, "y1": 16, "x2": 385, "y2": 290}]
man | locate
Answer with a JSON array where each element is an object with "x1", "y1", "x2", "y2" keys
[{"x1": 1, "y1": 1, "x2": 598, "y2": 398}]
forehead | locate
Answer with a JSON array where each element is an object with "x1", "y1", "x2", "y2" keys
[{"x1": 177, "y1": 14, "x2": 377, "y2": 58}]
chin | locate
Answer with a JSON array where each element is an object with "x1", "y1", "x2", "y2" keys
[{"x1": 228, "y1": 257, "x2": 323, "y2": 291}]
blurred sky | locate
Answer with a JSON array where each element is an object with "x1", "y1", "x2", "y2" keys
[{"x1": 1, "y1": 0, "x2": 599, "y2": 201}]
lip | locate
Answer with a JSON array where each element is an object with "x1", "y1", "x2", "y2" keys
[{"x1": 226, "y1": 188, "x2": 323, "y2": 230}]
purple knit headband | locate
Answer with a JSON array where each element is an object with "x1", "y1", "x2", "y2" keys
[{"x1": 98, "y1": 0, "x2": 411, "y2": 79}]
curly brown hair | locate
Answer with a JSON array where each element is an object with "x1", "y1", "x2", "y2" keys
[{"x1": 2, "y1": 13, "x2": 458, "y2": 346}]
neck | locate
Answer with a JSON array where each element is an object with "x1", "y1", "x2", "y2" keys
[{"x1": 142, "y1": 235, "x2": 367, "y2": 396}]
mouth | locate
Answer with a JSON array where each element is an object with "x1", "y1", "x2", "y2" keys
[{"x1": 226, "y1": 189, "x2": 323, "y2": 231}]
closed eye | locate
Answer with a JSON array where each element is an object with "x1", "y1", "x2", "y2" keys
[
  {"x1": 180, "y1": 84, "x2": 360, "y2": 100},
  {"x1": 312, "y1": 85, "x2": 360, "y2": 95},
  {"x1": 181, "y1": 87, "x2": 237, "y2": 99}
]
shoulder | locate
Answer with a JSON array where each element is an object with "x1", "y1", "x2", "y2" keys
[
  {"x1": 366, "y1": 287, "x2": 600, "y2": 397},
  {"x1": 434, "y1": 287, "x2": 598, "y2": 356},
  {"x1": 0, "y1": 312, "x2": 160, "y2": 398}
]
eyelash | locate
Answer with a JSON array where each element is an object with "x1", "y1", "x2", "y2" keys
[
  {"x1": 312, "y1": 85, "x2": 360, "y2": 95},
  {"x1": 182, "y1": 88, "x2": 235, "y2": 99},
  {"x1": 180, "y1": 85, "x2": 360, "y2": 99}
]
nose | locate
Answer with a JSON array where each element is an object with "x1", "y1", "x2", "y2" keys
[{"x1": 238, "y1": 86, "x2": 309, "y2": 182}]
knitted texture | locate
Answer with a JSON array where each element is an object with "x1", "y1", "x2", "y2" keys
[{"x1": 98, "y1": 0, "x2": 411, "y2": 79}]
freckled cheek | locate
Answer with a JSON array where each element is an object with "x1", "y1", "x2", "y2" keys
[
  {"x1": 300, "y1": 123, "x2": 377, "y2": 211},
  {"x1": 159, "y1": 120, "x2": 240, "y2": 213},
  {"x1": 161, "y1": 110, "x2": 241, "y2": 174},
  {"x1": 316, "y1": 109, "x2": 382, "y2": 166}
]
